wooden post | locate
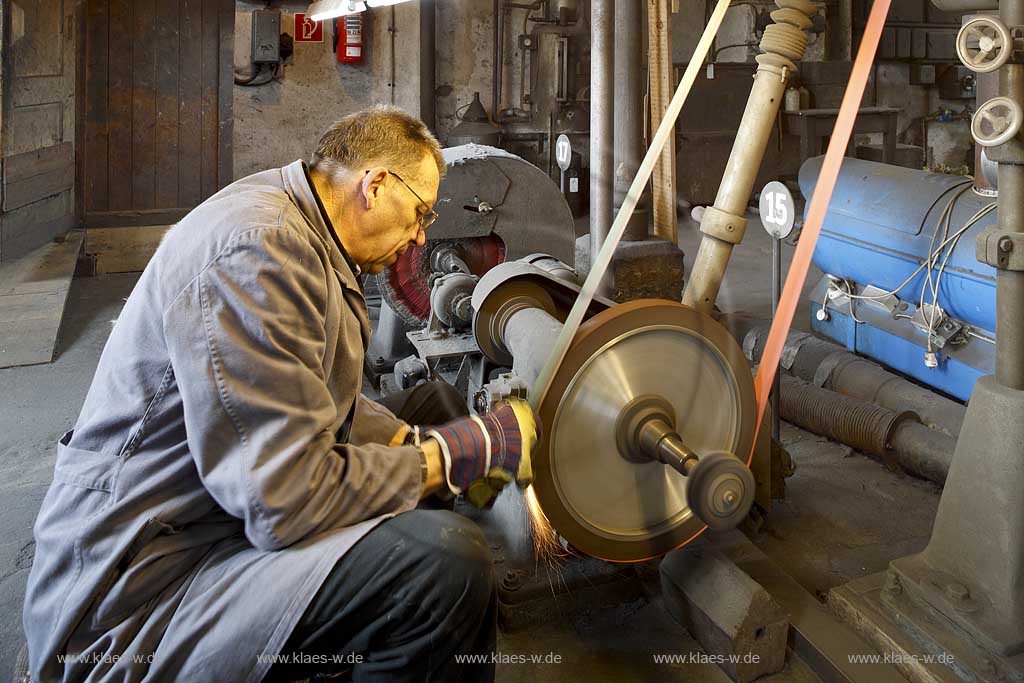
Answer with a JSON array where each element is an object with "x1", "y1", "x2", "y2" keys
[{"x1": 648, "y1": 0, "x2": 678, "y2": 243}]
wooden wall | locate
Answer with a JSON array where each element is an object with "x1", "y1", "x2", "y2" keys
[
  {"x1": 0, "y1": 0, "x2": 78, "y2": 262},
  {"x1": 80, "y1": 0, "x2": 234, "y2": 227}
]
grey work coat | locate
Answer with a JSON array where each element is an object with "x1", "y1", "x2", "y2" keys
[{"x1": 23, "y1": 160, "x2": 424, "y2": 683}]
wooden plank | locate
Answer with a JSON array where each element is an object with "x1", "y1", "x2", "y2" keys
[
  {"x1": 3, "y1": 165, "x2": 74, "y2": 211},
  {"x1": 199, "y1": 0, "x2": 220, "y2": 201},
  {"x1": 217, "y1": 0, "x2": 234, "y2": 190},
  {"x1": 0, "y1": 230, "x2": 83, "y2": 368},
  {"x1": 0, "y1": 230, "x2": 84, "y2": 297},
  {"x1": 84, "y1": 208, "x2": 189, "y2": 227},
  {"x1": 85, "y1": 225, "x2": 171, "y2": 273},
  {"x1": 178, "y1": 0, "x2": 203, "y2": 208},
  {"x1": 11, "y1": 75, "x2": 68, "y2": 108},
  {"x1": 0, "y1": 213, "x2": 78, "y2": 263},
  {"x1": 153, "y1": 0, "x2": 181, "y2": 209},
  {"x1": 3, "y1": 142, "x2": 74, "y2": 182},
  {"x1": 106, "y1": 0, "x2": 134, "y2": 211},
  {"x1": 131, "y1": 0, "x2": 157, "y2": 210},
  {"x1": 0, "y1": 292, "x2": 67, "y2": 366},
  {"x1": 84, "y1": 0, "x2": 110, "y2": 214},
  {"x1": 6, "y1": 104, "x2": 63, "y2": 156},
  {"x1": 648, "y1": 0, "x2": 677, "y2": 243},
  {"x1": 10, "y1": 0, "x2": 63, "y2": 78}
]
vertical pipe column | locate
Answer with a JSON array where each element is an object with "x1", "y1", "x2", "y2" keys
[
  {"x1": 613, "y1": 0, "x2": 651, "y2": 242},
  {"x1": 649, "y1": 0, "x2": 679, "y2": 244},
  {"x1": 996, "y1": 0, "x2": 1024, "y2": 390},
  {"x1": 419, "y1": 0, "x2": 436, "y2": 132},
  {"x1": 590, "y1": 0, "x2": 615, "y2": 293},
  {"x1": 682, "y1": 0, "x2": 814, "y2": 312},
  {"x1": 493, "y1": 0, "x2": 504, "y2": 120}
]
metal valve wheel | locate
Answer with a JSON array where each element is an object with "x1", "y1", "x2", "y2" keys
[
  {"x1": 973, "y1": 96, "x2": 1023, "y2": 147},
  {"x1": 957, "y1": 16, "x2": 1013, "y2": 73}
]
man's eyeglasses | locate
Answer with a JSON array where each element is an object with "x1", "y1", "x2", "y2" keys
[{"x1": 387, "y1": 170, "x2": 438, "y2": 231}]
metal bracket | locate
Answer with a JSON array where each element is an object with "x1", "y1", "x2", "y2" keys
[
  {"x1": 474, "y1": 372, "x2": 530, "y2": 413},
  {"x1": 911, "y1": 304, "x2": 965, "y2": 349},
  {"x1": 977, "y1": 228, "x2": 1024, "y2": 271},
  {"x1": 699, "y1": 206, "x2": 748, "y2": 245}
]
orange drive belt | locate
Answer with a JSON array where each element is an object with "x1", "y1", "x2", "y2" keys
[{"x1": 748, "y1": 0, "x2": 893, "y2": 463}]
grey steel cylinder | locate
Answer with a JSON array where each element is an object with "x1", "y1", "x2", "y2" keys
[
  {"x1": 613, "y1": 0, "x2": 650, "y2": 242},
  {"x1": 504, "y1": 306, "x2": 564, "y2": 389},
  {"x1": 589, "y1": 0, "x2": 615, "y2": 296},
  {"x1": 683, "y1": 0, "x2": 815, "y2": 312},
  {"x1": 996, "y1": 160, "x2": 1024, "y2": 389}
]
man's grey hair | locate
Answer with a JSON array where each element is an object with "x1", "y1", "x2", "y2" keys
[{"x1": 311, "y1": 105, "x2": 445, "y2": 183}]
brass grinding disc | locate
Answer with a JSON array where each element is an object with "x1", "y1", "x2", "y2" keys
[{"x1": 533, "y1": 300, "x2": 756, "y2": 562}]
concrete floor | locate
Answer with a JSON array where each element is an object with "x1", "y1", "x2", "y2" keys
[{"x1": 0, "y1": 217, "x2": 947, "y2": 681}]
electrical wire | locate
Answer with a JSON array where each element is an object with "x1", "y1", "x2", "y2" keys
[
  {"x1": 234, "y1": 63, "x2": 276, "y2": 87},
  {"x1": 821, "y1": 187, "x2": 997, "y2": 353}
]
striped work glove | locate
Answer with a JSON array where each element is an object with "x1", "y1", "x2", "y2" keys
[{"x1": 425, "y1": 399, "x2": 540, "y2": 508}]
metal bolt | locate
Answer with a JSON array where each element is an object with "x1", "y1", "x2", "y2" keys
[
  {"x1": 723, "y1": 490, "x2": 737, "y2": 506},
  {"x1": 945, "y1": 581, "x2": 970, "y2": 602},
  {"x1": 501, "y1": 570, "x2": 522, "y2": 591},
  {"x1": 998, "y1": 236, "x2": 1014, "y2": 253}
]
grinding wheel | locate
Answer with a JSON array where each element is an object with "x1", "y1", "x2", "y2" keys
[
  {"x1": 376, "y1": 236, "x2": 506, "y2": 324},
  {"x1": 534, "y1": 300, "x2": 756, "y2": 562}
]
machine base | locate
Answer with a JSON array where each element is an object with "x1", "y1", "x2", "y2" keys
[
  {"x1": 496, "y1": 555, "x2": 651, "y2": 633},
  {"x1": 888, "y1": 376, "x2": 1024, "y2": 658},
  {"x1": 830, "y1": 572, "x2": 1024, "y2": 683}
]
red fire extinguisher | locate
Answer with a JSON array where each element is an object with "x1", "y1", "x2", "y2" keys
[{"x1": 333, "y1": 14, "x2": 365, "y2": 63}]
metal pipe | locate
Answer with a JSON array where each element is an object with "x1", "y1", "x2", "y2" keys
[
  {"x1": 613, "y1": 0, "x2": 650, "y2": 242},
  {"x1": 995, "y1": 158, "x2": 1024, "y2": 390},
  {"x1": 996, "y1": 270, "x2": 1024, "y2": 390},
  {"x1": 994, "y1": 0, "x2": 1024, "y2": 389},
  {"x1": 889, "y1": 421, "x2": 955, "y2": 485},
  {"x1": 493, "y1": 0, "x2": 506, "y2": 120},
  {"x1": 504, "y1": 306, "x2": 565, "y2": 389},
  {"x1": 771, "y1": 239, "x2": 781, "y2": 442},
  {"x1": 779, "y1": 374, "x2": 956, "y2": 485},
  {"x1": 389, "y1": 7, "x2": 397, "y2": 105},
  {"x1": 589, "y1": 0, "x2": 614, "y2": 294},
  {"x1": 683, "y1": 0, "x2": 814, "y2": 312},
  {"x1": 734, "y1": 320, "x2": 967, "y2": 437},
  {"x1": 419, "y1": 0, "x2": 436, "y2": 132}
]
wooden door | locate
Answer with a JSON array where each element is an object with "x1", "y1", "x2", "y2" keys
[
  {"x1": 0, "y1": 0, "x2": 78, "y2": 262},
  {"x1": 80, "y1": 0, "x2": 233, "y2": 227}
]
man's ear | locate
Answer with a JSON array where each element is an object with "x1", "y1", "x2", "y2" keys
[{"x1": 360, "y1": 167, "x2": 389, "y2": 210}]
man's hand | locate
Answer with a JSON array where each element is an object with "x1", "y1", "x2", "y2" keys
[{"x1": 425, "y1": 399, "x2": 540, "y2": 508}]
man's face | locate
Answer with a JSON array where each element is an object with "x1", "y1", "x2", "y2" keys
[{"x1": 355, "y1": 153, "x2": 440, "y2": 274}]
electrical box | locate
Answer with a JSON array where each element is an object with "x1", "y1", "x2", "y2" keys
[
  {"x1": 937, "y1": 65, "x2": 976, "y2": 99},
  {"x1": 252, "y1": 9, "x2": 281, "y2": 64}
]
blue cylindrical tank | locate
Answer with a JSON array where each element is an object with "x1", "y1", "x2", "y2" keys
[{"x1": 800, "y1": 157, "x2": 998, "y2": 333}]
